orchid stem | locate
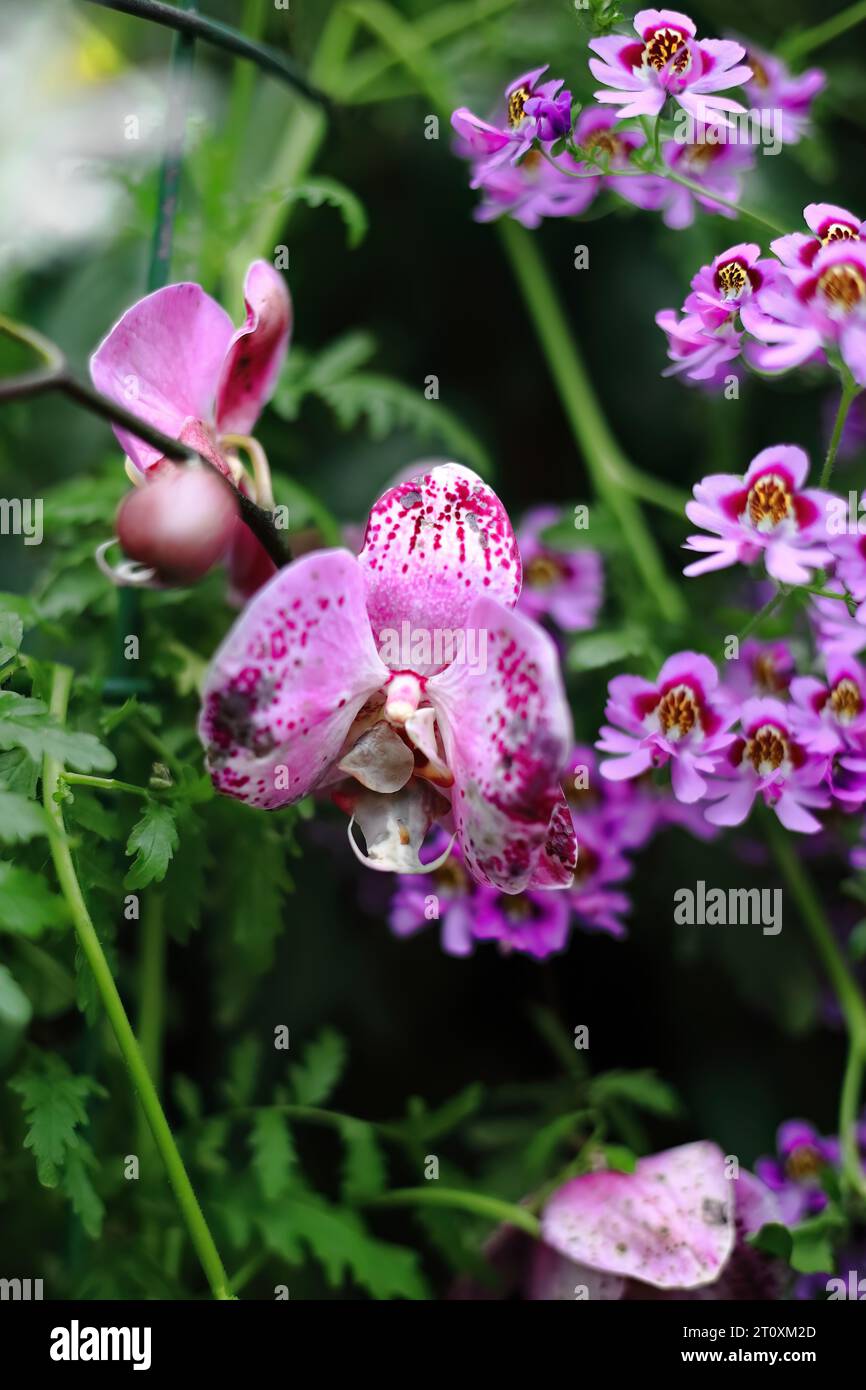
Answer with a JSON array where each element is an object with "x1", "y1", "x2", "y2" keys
[
  {"x1": 497, "y1": 220, "x2": 685, "y2": 623},
  {"x1": 43, "y1": 665, "x2": 233, "y2": 1300},
  {"x1": 764, "y1": 815, "x2": 866, "y2": 1202},
  {"x1": 820, "y1": 374, "x2": 861, "y2": 490}
]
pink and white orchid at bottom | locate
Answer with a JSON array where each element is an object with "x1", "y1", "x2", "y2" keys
[{"x1": 198, "y1": 463, "x2": 577, "y2": 892}]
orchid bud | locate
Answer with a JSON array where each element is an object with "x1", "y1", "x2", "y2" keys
[{"x1": 116, "y1": 464, "x2": 238, "y2": 584}]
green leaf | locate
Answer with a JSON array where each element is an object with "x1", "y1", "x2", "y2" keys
[
  {"x1": 319, "y1": 373, "x2": 491, "y2": 477},
  {"x1": 0, "y1": 863, "x2": 67, "y2": 936},
  {"x1": 0, "y1": 692, "x2": 115, "y2": 772},
  {"x1": 249, "y1": 1110, "x2": 297, "y2": 1202},
  {"x1": 0, "y1": 964, "x2": 32, "y2": 1032},
  {"x1": 276, "y1": 178, "x2": 369, "y2": 248},
  {"x1": 63, "y1": 1143, "x2": 105, "y2": 1239},
  {"x1": 0, "y1": 748, "x2": 38, "y2": 796},
  {"x1": 589, "y1": 1069, "x2": 682, "y2": 1117},
  {"x1": 599, "y1": 1143, "x2": 637, "y2": 1173},
  {"x1": 125, "y1": 801, "x2": 179, "y2": 888},
  {"x1": 290, "y1": 1028, "x2": 347, "y2": 1107},
  {"x1": 0, "y1": 791, "x2": 49, "y2": 844},
  {"x1": 391, "y1": 1083, "x2": 485, "y2": 1144},
  {"x1": 568, "y1": 627, "x2": 649, "y2": 672},
  {"x1": 9, "y1": 1053, "x2": 105, "y2": 1187},
  {"x1": 789, "y1": 1207, "x2": 847, "y2": 1275},
  {"x1": 0, "y1": 612, "x2": 23, "y2": 666},
  {"x1": 339, "y1": 1119, "x2": 387, "y2": 1202},
  {"x1": 260, "y1": 1194, "x2": 429, "y2": 1299},
  {"x1": 748, "y1": 1221, "x2": 793, "y2": 1261}
]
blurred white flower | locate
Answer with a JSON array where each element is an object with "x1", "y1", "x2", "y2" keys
[{"x1": 0, "y1": 0, "x2": 214, "y2": 277}]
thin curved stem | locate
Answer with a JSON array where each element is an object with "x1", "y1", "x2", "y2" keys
[
  {"x1": 62, "y1": 772, "x2": 153, "y2": 799},
  {"x1": 497, "y1": 220, "x2": 685, "y2": 623},
  {"x1": 781, "y1": 0, "x2": 866, "y2": 63},
  {"x1": 82, "y1": 0, "x2": 331, "y2": 109},
  {"x1": 659, "y1": 170, "x2": 786, "y2": 237},
  {"x1": 364, "y1": 1186, "x2": 542, "y2": 1237},
  {"x1": 765, "y1": 815, "x2": 866, "y2": 1201},
  {"x1": 43, "y1": 665, "x2": 233, "y2": 1300},
  {"x1": 820, "y1": 374, "x2": 861, "y2": 490}
]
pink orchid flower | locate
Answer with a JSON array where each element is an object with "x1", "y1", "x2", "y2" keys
[
  {"x1": 90, "y1": 259, "x2": 291, "y2": 600},
  {"x1": 198, "y1": 463, "x2": 577, "y2": 892},
  {"x1": 683, "y1": 445, "x2": 833, "y2": 584},
  {"x1": 535, "y1": 1142, "x2": 783, "y2": 1300},
  {"x1": 589, "y1": 9, "x2": 751, "y2": 126}
]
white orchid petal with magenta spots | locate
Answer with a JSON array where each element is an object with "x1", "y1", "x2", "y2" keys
[
  {"x1": 359, "y1": 464, "x2": 522, "y2": 676},
  {"x1": 427, "y1": 597, "x2": 572, "y2": 892},
  {"x1": 198, "y1": 550, "x2": 388, "y2": 808},
  {"x1": 542, "y1": 1141, "x2": 735, "y2": 1290}
]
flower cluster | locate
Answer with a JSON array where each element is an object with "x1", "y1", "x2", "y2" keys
[
  {"x1": 449, "y1": 13, "x2": 825, "y2": 234},
  {"x1": 658, "y1": 203, "x2": 866, "y2": 388},
  {"x1": 594, "y1": 633, "x2": 866, "y2": 834}
]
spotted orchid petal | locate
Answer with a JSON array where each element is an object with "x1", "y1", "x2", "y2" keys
[
  {"x1": 90, "y1": 283, "x2": 235, "y2": 472},
  {"x1": 428, "y1": 596, "x2": 573, "y2": 893},
  {"x1": 199, "y1": 550, "x2": 388, "y2": 808},
  {"x1": 542, "y1": 1141, "x2": 736, "y2": 1290},
  {"x1": 359, "y1": 463, "x2": 522, "y2": 677},
  {"x1": 215, "y1": 259, "x2": 292, "y2": 436}
]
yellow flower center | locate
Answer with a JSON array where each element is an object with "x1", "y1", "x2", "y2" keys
[
  {"x1": 643, "y1": 27, "x2": 691, "y2": 74},
  {"x1": 583, "y1": 130, "x2": 623, "y2": 160},
  {"x1": 747, "y1": 53, "x2": 769, "y2": 89},
  {"x1": 657, "y1": 684, "x2": 698, "y2": 738},
  {"x1": 747, "y1": 724, "x2": 788, "y2": 774},
  {"x1": 831, "y1": 677, "x2": 862, "y2": 722},
  {"x1": 525, "y1": 554, "x2": 563, "y2": 588},
  {"x1": 717, "y1": 260, "x2": 749, "y2": 298},
  {"x1": 822, "y1": 223, "x2": 859, "y2": 245},
  {"x1": 818, "y1": 263, "x2": 866, "y2": 311},
  {"x1": 434, "y1": 857, "x2": 469, "y2": 894},
  {"x1": 785, "y1": 1146, "x2": 823, "y2": 1182},
  {"x1": 507, "y1": 85, "x2": 531, "y2": 127},
  {"x1": 746, "y1": 473, "x2": 792, "y2": 529}
]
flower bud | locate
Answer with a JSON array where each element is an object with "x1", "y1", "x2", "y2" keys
[{"x1": 116, "y1": 464, "x2": 238, "y2": 584}]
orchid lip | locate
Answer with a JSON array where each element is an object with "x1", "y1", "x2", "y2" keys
[
  {"x1": 347, "y1": 816, "x2": 457, "y2": 874},
  {"x1": 95, "y1": 538, "x2": 162, "y2": 590}
]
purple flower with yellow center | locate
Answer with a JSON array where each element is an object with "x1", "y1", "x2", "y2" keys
[
  {"x1": 588, "y1": 9, "x2": 751, "y2": 126},
  {"x1": 772, "y1": 202, "x2": 866, "y2": 278},
  {"x1": 755, "y1": 1120, "x2": 840, "y2": 1225},
  {"x1": 565, "y1": 812, "x2": 632, "y2": 940},
  {"x1": 740, "y1": 45, "x2": 825, "y2": 146},
  {"x1": 683, "y1": 242, "x2": 778, "y2": 331},
  {"x1": 723, "y1": 638, "x2": 795, "y2": 700},
  {"x1": 683, "y1": 445, "x2": 833, "y2": 584},
  {"x1": 597, "y1": 651, "x2": 736, "y2": 804},
  {"x1": 790, "y1": 653, "x2": 866, "y2": 758},
  {"x1": 516, "y1": 506, "x2": 603, "y2": 633},
  {"x1": 656, "y1": 134, "x2": 755, "y2": 230},
  {"x1": 704, "y1": 697, "x2": 830, "y2": 832},
  {"x1": 568, "y1": 744, "x2": 661, "y2": 853},
  {"x1": 198, "y1": 462, "x2": 578, "y2": 892},
  {"x1": 742, "y1": 239, "x2": 866, "y2": 385},
  {"x1": 451, "y1": 65, "x2": 572, "y2": 170}
]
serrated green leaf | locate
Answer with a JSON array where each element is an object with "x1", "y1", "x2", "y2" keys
[
  {"x1": 789, "y1": 1207, "x2": 847, "y2": 1275},
  {"x1": 748, "y1": 1221, "x2": 793, "y2": 1261},
  {"x1": 0, "y1": 612, "x2": 23, "y2": 665},
  {"x1": 249, "y1": 1109, "x2": 297, "y2": 1201},
  {"x1": 0, "y1": 862, "x2": 67, "y2": 936},
  {"x1": 0, "y1": 692, "x2": 115, "y2": 772},
  {"x1": 125, "y1": 801, "x2": 179, "y2": 888},
  {"x1": 0, "y1": 791, "x2": 49, "y2": 843},
  {"x1": 0, "y1": 748, "x2": 38, "y2": 796},
  {"x1": 290, "y1": 1029, "x2": 347, "y2": 1107},
  {"x1": 260, "y1": 1193, "x2": 429, "y2": 1299},
  {"x1": 9, "y1": 1053, "x2": 105, "y2": 1186},
  {"x1": 589, "y1": 1069, "x2": 681, "y2": 1117},
  {"x1": 63, "y1": 1143, "x2": 105, "y2": 1239},
  {"x1": 392, "y1": 1083, "x2": 484, "y2": 1144},
  {"x1": 276, "y1": 177, "x2": 369, "y2": 248},
  {"x1": 339, "y1": 1119, "x2": 387, "y2": 1202}
]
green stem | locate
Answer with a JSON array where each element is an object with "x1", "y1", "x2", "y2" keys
[
  {"x1": 497, "y1": 220, "x2": 685, "y2": 623},
  {"x1": 764, "y1": 816, "x2": 866, "y2": 1200},
  {"x1": 147, "y1": 0, "x2": 197, "y2": 293},
  {"x1": 341, "y1": 0, "x2": 518, "y2": 100},
  {"x1": 136, "y1": 895, "x2": 167, "y2": 1158},
  {"x1": 782, "y1": 0, "x2": 866, "y2": 63},
  {"x1": 43, "y1": 665, "x2": 233, "y2": 1301},
  {"x1": 820, "y1": 375, "x2": 861, "y2": 489},
  {"x1": 365, "y1": 1186, "x2": 541, "y2": 1237},
  {"x1": 62, "y1": 772, "x2": 153, "y2": 799},
  {"x1": 735, "y1": 587, "x2": 787, "y2": 645},
  {"x1": 82, "y1": 0, "x2": 331, "y2": 107},
  {"x1": 659, "y1": 170, "x2": 786, "y2": 237}
]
